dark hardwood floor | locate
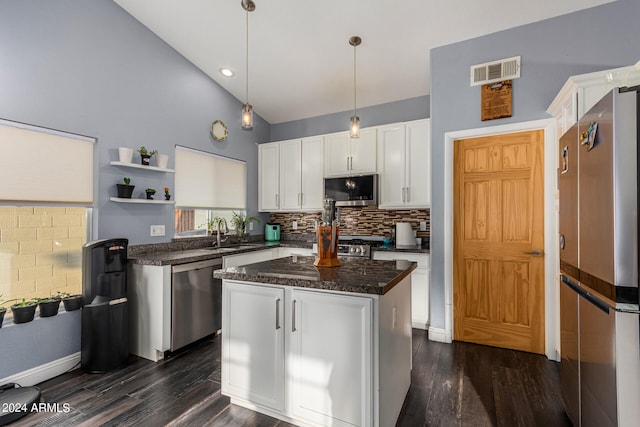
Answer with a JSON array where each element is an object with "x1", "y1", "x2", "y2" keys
[{"x1": 12, "y1": 329, "x2": 570, "y2": 426}]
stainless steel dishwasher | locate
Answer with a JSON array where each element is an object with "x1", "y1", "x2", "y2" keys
[{"x1": 171, "y1": 258, "x2": 222, "y2": 351}]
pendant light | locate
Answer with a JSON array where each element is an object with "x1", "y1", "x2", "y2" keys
[
  {"x1": 241, "y1": 0, "x2": 255, "y2": 130},
  {"x1": 349, "y1": 36, "x2": 361, "y2": 139}
]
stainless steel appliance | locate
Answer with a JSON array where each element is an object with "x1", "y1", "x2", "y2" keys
[
  {"x1": 324, "y1": 174, "x2": 378, "y2": 207},
  {"x1": 558, "y1": 86, "x2": 640, "y2": 427},
  {"x1": 312, "y1": 238, "x2": 375, "y2": 258},
  {"x1": 171, "y1": 258, "x2": 222, "y2": 351},
  {"x1": 81, "y1": 238, "x2": 129, "y2": 373}
]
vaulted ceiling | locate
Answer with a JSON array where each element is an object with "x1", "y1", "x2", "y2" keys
[{"x1": 114, "y1": 0, "x2": 614, "y2": 124}]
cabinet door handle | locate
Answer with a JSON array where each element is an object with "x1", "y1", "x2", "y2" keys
[
  {"x1": 347, "y1": 157, "x2": 350, "y2": 171},
  {"x1": 275, "y1": 194, "x2": 279, "y2": 208},
  {"x1": 350, "y1": 156, "x2": 353, "y2": 170},
  {"x1": 275, "y1": 298, "x2": 281, "y2": 330},
  {"x1": 405, "y1": 187, "x2": 410, "y2": 203},
  {"x1": 300, "y1": 192, "x2": 304, "y2": 206},
  {"x1": 291, "y1": 299, "x2": 297, "y2": 332}
]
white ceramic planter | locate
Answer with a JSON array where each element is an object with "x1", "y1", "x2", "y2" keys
[
  {"x1": 118, "y1": 147, "x2": 134, "y2": 163},
  {"x1": 156, "y1": 154, "x2": 169, "y2": 169}
]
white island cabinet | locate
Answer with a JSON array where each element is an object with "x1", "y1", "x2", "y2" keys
[
  {"x1": 373, "y1": 251, "x2": 430, "y2": 330},
  {"x1": 220, "y1": 273, "x2": 412, "y2": 427}
]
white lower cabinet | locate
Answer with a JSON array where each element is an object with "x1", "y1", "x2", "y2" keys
[
  {"x1": 372, "y1": 251, "x2": 430, "y2": 330},
  {"x1": 221, "y1": 276, "x2": 412, "y2": 427},
  {"x1": 276, "y1": 247, "x2": 313, "y2": 258},
  {"x1": 289, "y1": 289, "x2": 372, "y2": 427},
  {"x1": 222, "y1": 282, "x2": 285, "y2": 411},
  {"x1": 222, "y1": 248, "x2": 277, "y2": 268}
]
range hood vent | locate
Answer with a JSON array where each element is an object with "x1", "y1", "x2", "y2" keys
[{"x1": 470, "y1": 56, "x2": 521, "y2": 86}]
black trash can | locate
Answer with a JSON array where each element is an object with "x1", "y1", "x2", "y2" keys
[{"x1": 81, "y1": 238, "x2": 129, "y2": 373}]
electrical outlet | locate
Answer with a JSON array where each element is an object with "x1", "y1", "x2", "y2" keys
[
  {"x1": 150, "y1": 225, "x2": 165, "y2": 236},
  {"x1": 249, "y1": 222, "x2": 254, "y2": 231},
  {"x1": 420, "y1": 221, "x2": 427, "y2": 231},
  {"x1": 292, "y1": 221, "x2": 298, "y2": 230}
]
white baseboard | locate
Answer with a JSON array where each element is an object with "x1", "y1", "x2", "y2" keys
[
  {"x1": 412, "y1": 321, "x2": 429, "y2": 330},
  {"x1": 0, "y1": 352, "x2": 80, "y2": 387},
  {"x1": 428, "y1": 326, "x2": 451, "y2": 343}
]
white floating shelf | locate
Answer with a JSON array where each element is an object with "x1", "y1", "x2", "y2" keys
[
  {"x1": 110, "y1": 161, "x2": 175, "y2": 173},
  {"x1": 110, "y1": 197, "x2": 175, "y2": 205}
]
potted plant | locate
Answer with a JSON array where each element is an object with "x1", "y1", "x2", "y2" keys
[
  {"x1": 138, "y1": 146, "x2": 158, "y2": 166},
  {"x1": 231, "y1": 211, "x2": 261, "y2": 242},
  {"x1": 35, "y1": 296, "x2": 61, "y2": 318},
  {"x1": 164, "y1": 187, "x2": 171, "y2": 200},
  {"x1": 57, "y1": 292, "x2": 83, "y2": 311},
  {"x1": 0, "y1": 295, "x2": 13, "y2": 328},
  {"x1": 117, "y1": 177, "x2": 135, "y2": 198},
  {"x1": 11, "y1": 298, "x2": 38, "y2": 324},
  {"x1": 145, "y1": 188, "x2": 156, "y2": 200}
]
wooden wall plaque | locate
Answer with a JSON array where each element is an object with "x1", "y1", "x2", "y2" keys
[{"x1": 481, "y1": 80, "x2": 512, "y2": 121}]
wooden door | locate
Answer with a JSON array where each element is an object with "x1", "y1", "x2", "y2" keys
[{"x1": 453, "y1": 130, "x2": 545, "y2": 354}]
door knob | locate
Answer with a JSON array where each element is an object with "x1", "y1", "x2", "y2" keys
[{"x1": 523, "y1": 249, "x2": 543, "y2": 257}]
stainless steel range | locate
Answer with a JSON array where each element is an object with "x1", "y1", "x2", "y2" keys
[
  {"x1": 336, "y1": 239, "x2": 372, "y2": 258},
  {"x1": 313, "y1": 237, "x2": 383, "y2": 258}
]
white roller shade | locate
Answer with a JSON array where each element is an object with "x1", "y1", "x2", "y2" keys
[
  {"x1": 175, "y1": 146, "x2": 246, "y2": 209},
  {"x1": 0, "y1": 120, "x2": 95, "y2": 204}
]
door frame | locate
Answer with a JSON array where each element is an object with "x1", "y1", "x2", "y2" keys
[{"x1": 441, "y1": 118, "x2": 559, "y2": 361}]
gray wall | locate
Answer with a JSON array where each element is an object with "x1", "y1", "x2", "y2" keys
[
  {"x1": 270, "y1": 95, "x2": 429, "y2": 141},
  {"x1": 0, "y1": 0, "x2": 268, "y2": 379},
  {"x1": 429, "y1": 0, "x2": 640, "y2": 329}
]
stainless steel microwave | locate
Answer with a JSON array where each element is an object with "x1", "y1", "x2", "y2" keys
[{"x1": 323, "y1": 174, "x2": 378, "y2": 207}]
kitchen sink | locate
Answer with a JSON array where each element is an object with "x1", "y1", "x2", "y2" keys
[{"x1": 205, "y1": 244, "x2": 262, "y2": 252}]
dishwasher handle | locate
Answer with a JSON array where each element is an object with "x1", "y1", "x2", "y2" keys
[{"x1": 172, "y1": 258, "x2": 222, "y2": 273}]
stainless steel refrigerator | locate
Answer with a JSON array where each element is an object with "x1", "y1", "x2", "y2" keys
[{"x1": 559, "y1": 87, "x2": 640, "y2": 427}]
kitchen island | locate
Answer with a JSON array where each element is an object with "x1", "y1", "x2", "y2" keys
[{"x1": 214, "y1": 256, "x2": 416, "y2": 427}]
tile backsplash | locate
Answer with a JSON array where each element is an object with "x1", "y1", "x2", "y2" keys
[{"x1": 269, "y1": 207, "x2": 430, "y2": 238}]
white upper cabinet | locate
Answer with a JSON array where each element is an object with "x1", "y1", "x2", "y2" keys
[
  {"x1": 279, "y1": 139, "x2": 303, "y2": 211},
  {"x1": 258, "y1": 142, "x2": 280, "y2": 212},
  {"x1": 324, "y1": 128, "x2": 377, "y2": 177},
  {"x1": 261, "y1": 137, "x2": 324, "y2": 212},
  {"x1": 299, "y1": 136, "x2": 324, "y2": 210},
  {"x1": 547, "y1": 65, "x2": 640, "y2": 136},
  {"x1": 279, "y1": 136, "x2": 324, "y2": 212},
  {"x1": 378, "y1": 119, "x2": 430, "y2": 209}
]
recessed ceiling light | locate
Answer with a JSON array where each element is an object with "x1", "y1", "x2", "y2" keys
[{"x1": 219, "y1": 68, "x2": 235, "y2": 77}]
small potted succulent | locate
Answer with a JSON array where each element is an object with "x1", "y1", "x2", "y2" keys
[
  {"x1": 145, "y1": 188, "x2": 156, "y2": 200},
  {"x1": 138, "y1": 146, "x2": 158, "y2": 166},
  {"x1": 35, "y1": 296, "x2": 62, "y2": 318},
  {"x1": 57, "y1": 291, "x2": 83, "y2": 311},
  {"x1": 11, "y1": 298, "x2": 38, "y2": 324},
  {"x1": 164, "y1": 187, "x2": 171, "y2": 201},
  {"x1": 117, "y1": 177, "x2": 135, "y2": 198}
]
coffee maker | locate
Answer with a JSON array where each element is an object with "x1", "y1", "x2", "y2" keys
[{"x1": 81, "y1": 238, "x2": 129, "y2": 373}]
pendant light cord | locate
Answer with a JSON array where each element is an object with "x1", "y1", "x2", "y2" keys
[
  {"x1": 245, "y1": 9, "x2": 249, "y2": 104},
  {"x1": 353, "y1": 43, "x2": 357, "y2": 117}
]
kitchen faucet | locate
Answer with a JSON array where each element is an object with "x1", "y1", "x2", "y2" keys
[{"x1": 213, "y1": 218, "x2": 229, "y2": 248}]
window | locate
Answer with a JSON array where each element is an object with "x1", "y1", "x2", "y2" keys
[
  {"x1": 175, "y1": 209, "x2": 243, "y2": 236},
  {"x1": 174, "y1": 146, "x2": 247, "y2": 237},
  {"x1": 0, "y1": 206, "x2": 88, "y2": 305},
  {"x1": 0, "y1": 119, "x2": 94, "y2": 309}
]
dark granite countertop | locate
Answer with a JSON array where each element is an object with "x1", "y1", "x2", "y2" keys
[
  {"x1": 214, "y1": 255, "x2": 417, "y2": 295},
  {"x1": 128, "y1": 242, "x2": 282, "y2": 266},
  {"x1": 127, "y1": 238, "x2": 428, "y2": 267},
  {"x1": 371, "y1": 244, "x2": 429, "y2": 254}
]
